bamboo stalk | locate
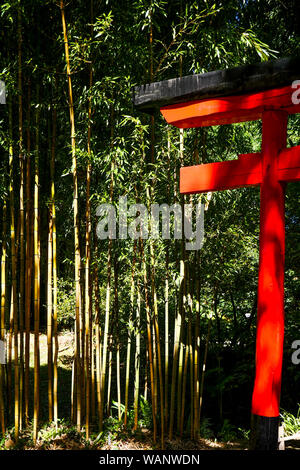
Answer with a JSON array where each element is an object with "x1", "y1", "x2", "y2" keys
[
  {"x1": 140, "y1": 239, "x2": 157, "y2": 443},
  {"x1": 194, "y1": 277, "x2": 200, "y2": 438},
  {"x1": 169, "y1": 125, "x2": 186, "y2": 440},
  {"x1": 100, "y1": 240, "x2": 112, "y2": 428},
  {"x1": 177, "y1": 327, "x2": 184, "y2": 433},
  {"x1": 188, "y1": 281, "x2": 194, "y2": 439},
  {"x1": 148, "y1": 7, "x2": 164, "y2": 444},
  {"x1": 152, "y1": 286, "x2": 165, "y2": 448},
  {"x1": 47, "y1": 203, "x2": 53, "y2": 422},
  {"x1": 33, "y1": 87, "x2": 41, "y2": 443},
  {"x1": 176, "y1": 128, "x2": 186, "y2": 435},
  {"x1": 17, "y1": 1, "x2": 24, "y2": 431},
  {"x1": 7, "y1": 283, "x2": 13, "y2": 420},
  {"x1": 51, "y1": 78, "x2": 58, "y2": 425},
  {"x1": 114, "y1": 260, "x2": 121, "y2": 421},
  {"x1": 0, "y1": 197, "x2": 7, "y2": 433},
  {"x1": 179, "y1": 262, "x2": 194, "y2": 438},
  {"x1": 60, "y1": 0, "x2": 82, "y2": 430},
  {"x1": 179, "y1": 329, "x2": 189, "y2": 437},
  {"x1": 164, "y1": 246, "x2": 169, "y2": 428},
  {"x1": 133, "y1": 278, "x2": 141, "y2": 431},
  {"x1": 93, "y1": 240, "x2": 102, "y2": 426},
  {"x1": 164, "y1": 128, "x2": 171, "y2": 431},
  {"x1": 199, "y1": 319, "x2": 211, "y2": 432},
  {"x1": 124, "y1": 240, "x2": 137, "y2": 428},
  {"x1": 24, "y1": 80, "x2": 32, "y2": 427},
  {"x1": 169, "y1": 253, "x2": 185, "y2": 439},
  {"x1": 8, "y1": 96, "x2": 19, "y2": 440},
  {"x1": 144, "y1": 349, "x2": 148, "y2": 402},
  {"x1": 84, "y1": 59, "x2": 93, "y2": 439},
  {"x1": 106, "y1": 336, "x2": 112, "y2": 417},
  {"x1": 116, "y1": 341, "x2": 121, "y2": 421},
  {"x1": 99, "y1": 101, "x2": 115, "y2": 429},
  {"x1": 152, "y1": 323, "x2": 157, "y2": 426},
  {"x1": 164, "y1": 130, "x2": 171, "y2": 428},
  {"x1": 90, "y1": 320, "x2": 95, "y2": 422}
]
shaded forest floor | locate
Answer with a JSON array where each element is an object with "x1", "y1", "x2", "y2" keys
[
  {"x1": 2, "y1": 332, "x2": 299, "y2": 451},
  {"x1": 2, "y1": 424, "x2": 247, "y2": 450}
]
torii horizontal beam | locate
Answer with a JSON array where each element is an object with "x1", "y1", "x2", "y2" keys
[
  {"x1": 161, "y1": 85, "x2": 300, "y2": 127},
  {"x1": 180, "y1": 145, "x2": 300, "y2": 194}
]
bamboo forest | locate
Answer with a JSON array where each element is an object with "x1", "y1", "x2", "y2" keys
[{"x1": 0, "y1": 0, "x2": 299, "y2": 453}]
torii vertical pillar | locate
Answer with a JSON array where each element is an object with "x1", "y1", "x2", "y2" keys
[
  {"x1": 251, "y1": 110, "x2": 287, "y2": 449},
  {"x1": 133, "y1": 57, "x2": 300, "y2": 450}
]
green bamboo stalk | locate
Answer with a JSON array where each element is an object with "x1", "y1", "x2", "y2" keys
[
  {"x1": 124, "y1": 240, "x2": 137, "y2": 428},
  {"x1": 60, "y1": 0, "x2": 82, "y2": 429},
  {"x1": 47, "y1": 202, "x2": 53, "y2": 422},
  {"x1": 193, "y1": 276, "x2": 200, "y2": 438},
  {"x1": 51, "y1": 80, "x2": 58, "y2": 426},
  {"x1": 17, "y1": 1, "x2": 24, "y2": 431},
  {"x1": 33, "y1": 87, "x2": 41, "y2": 443},
  {"x1": 133, "y1": 278, "x2": 141, "y2": 431},
  {"x1": 199, "y1": 319, "x2": 211, "y2": 432},
  {"x1": 0, "y1": 197, "x2": 7, "y2": 433},
  {"x1": 24, "y1": 80, "x2": 32, "y2": 428},
  {"x1": 140, "y1": 239, "x2": 157, "y2": 443},
  {"x1": 8, "y1": 97, "x2": 19, "y2": 440}
]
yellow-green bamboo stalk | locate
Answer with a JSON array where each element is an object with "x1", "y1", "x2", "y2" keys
[
  {"x1": 8, "y1": 96, "x2": 19, "y2": 440},
  {"x1": 187, "y1": 256, "x2": 194, "y2": 439},
  {"x1": 194, "y1": 277, "x2": 200, "y2": 438},
  {"x1": 60, "y1": 0, "x2": 82, "y2": 430},
  {"x1": 176, "y1": 128, "x2": 186, "y2": 435},
  {"x1": 33, "y1": 89, "x2": 41, "y2": 443},
  {"x1": 93, "y1": 246, "x2": 102, "y2": 426},
  {"x1": 100, "y1": 241, "x2": 112, "y2": 428},
  {"x1": 106, "y1": 336, "x2": 112, "y2": 417},
  {"x1": 124, "y1": 240, "x2": 137, "y2": 428},
  {"x1": 179, "y1": 329, "x2": 189, "y2": 437},
  {"x1": 114, "y1": 260, "x2": 121, "y2": 422},
  {"x1": 152, "y1": 323, "x2": 158, "y2": 424},
  {"x1": 147, "y1": 9, "x2": 165, "y2": 439},
  {"x1": 199, "y1": 320, "x2": 211, "y2": 431},
  {"x1": 84, "y1": 62, "x2": 92, "y2": 438},
  {"x1": 0, "y1": 197, "x2": 7, "y2": 433},
  {"x1": 51, "y1": 82, "x2": 58, "y2": 425},
  {"x1": 140, "y1": 239, "x2": 157, "y2": 443},
  {"x1": 99, "y1": 101, "x2": 115, "y2": 429},
  {"x1": 169, "y1": 126, "x2": 185, "y2": 440},
  {"x1": 152, "y1": 282, "x2": 165, "y2": 448},
  {"x1": 144, "y1": 349, "x2": 148, "y2": 402},
  {"x1": 179, "y1": 265, "x2": 194, "y2": 438},
  {"x1": 47, "y1": 206, "x2": 53, "y2": 422},
  {"x1": 17, "y1": 1, "x2": 24, "y2": 430},
  {"x1": 24, "y1": 80, "x2": 32, "y2": 427},
  {"x1": 90, "y1": 321, "x2": 95, "y2": 422},
  {"x1": 164, "y1": 246, "x2": 169, "y2": 428}
]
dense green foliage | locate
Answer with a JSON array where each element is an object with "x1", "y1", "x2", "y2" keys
[{"x1": 0, "y1": 0, "x2": 299, "y2": 445}]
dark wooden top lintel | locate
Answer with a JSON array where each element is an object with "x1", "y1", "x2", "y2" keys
[{"x1": 133, "y1": 57, "x2": 300, "y2": 113}]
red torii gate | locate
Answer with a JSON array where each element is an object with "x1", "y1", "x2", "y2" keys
[{"x1": 134, "y1": 57, "x2": 300, "y2": 449}]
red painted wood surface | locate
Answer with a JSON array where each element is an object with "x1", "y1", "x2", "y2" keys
[
  {"x1": 160, "y1": 86, "x2": 300, "y2": 128},
  {"x1": 252, "y1": 110, "x2": 287, "y2": 417},
  {"x1": 278, "y1": 145, "x2": 300, "y2": 182},
  {"x1": 180, "y1": 153, "x2": 262, "y2": 193},
  {"x1": 160, "y1": 86, "x2": 300, "y2": 420},
  {"x1": 180, "y1": 145, "x2": 300, "y2": 194}
]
